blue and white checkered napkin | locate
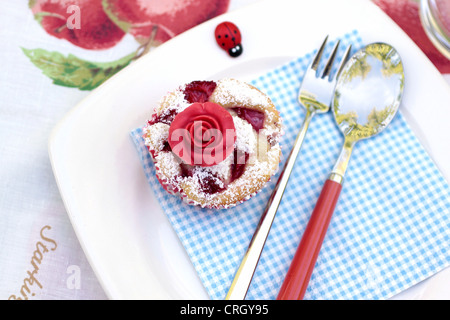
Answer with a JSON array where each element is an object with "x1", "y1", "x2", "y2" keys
[{"x1": 131, "y1": 30, "x2": 450, "y2": 300}]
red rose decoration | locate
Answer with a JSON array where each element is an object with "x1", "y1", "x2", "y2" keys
[{"x1": 168, "y1": 102, "x2": 236, "y2": 167}]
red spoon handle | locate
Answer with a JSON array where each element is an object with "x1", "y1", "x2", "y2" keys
[{"x1": 277, "y1": 178, "x2": 342, "y2": 300}]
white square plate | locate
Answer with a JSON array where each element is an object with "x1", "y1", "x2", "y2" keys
[{"x1": 49, "y1": 0, "x2": 450, "y2": 299}]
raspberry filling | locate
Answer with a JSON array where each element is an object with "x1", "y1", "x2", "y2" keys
[
  {"x1": 179, "y1": 148, "x2": 250, "y2": 195},
  {"x1": 183, "y1": 81, "x2": 217, "y2": 103},
  {"x1": 230, "y1": 149, "x2": 250, "y2": 183},
  {"x1": 147, "y1": 108, "x2": 178, "y2": 126},
  {"x1": 200, "y1": 175, "x2": 227, "y2": 195},
  {"x1": 178, "y1": 164, "x2": 226, "y2": 195},
  {"x1": 232, "y1": 107, "x2": 265, "y2": 132}
]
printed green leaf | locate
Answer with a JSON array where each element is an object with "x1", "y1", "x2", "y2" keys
[{"x1": 22, "y1": 48, "x2": 135, "y2": 91}]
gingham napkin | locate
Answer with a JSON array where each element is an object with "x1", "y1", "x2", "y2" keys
[{"x1": 130, "y1": 30, "x2": 450, "y2": 300}]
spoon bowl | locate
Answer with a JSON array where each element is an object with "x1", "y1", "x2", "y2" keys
[
  {"x1": 330, "y1": 43, "x2": 404, "y2": 179},
  {"x1": 333, "y1": 43, "x2": 404, "y2": 143},
  {"x1": 277, "y1": 43, "x2": 404, "y2": 300}
]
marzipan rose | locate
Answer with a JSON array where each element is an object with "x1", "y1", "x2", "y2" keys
[{"x1": 168, "y1": 102, "x2": 236, "y2": 167}]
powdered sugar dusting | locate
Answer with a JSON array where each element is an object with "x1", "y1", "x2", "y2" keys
[
  {"x1": 144, "y1": 78, "x2": 283, "y2": 209},
  {"x1": 211, "y1": 78, "x2": 272, "y2": 110},
  {"x1": 232, "y1": 115, "x2": 256, "y2": 154},
  {"x1": 143, "y1": 123, "x2": 169, "y2": 152},
  {"x1": 157, "y1": 86, "x2": 191, "y2": 115},
  {"x1": 155, "y1": 152, "x2": 181, "y2": 178},
  {"x1": 203, "y1": 152, "x2": 233, "y2": 181}
]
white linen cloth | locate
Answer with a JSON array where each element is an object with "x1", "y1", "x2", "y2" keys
[{"x1": 0, "y1": 0, "x2": 260, "y2": 301}]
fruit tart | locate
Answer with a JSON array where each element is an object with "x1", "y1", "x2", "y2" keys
[{"x1": 143, "y1": 78, "x2": 282, "y2": 209}]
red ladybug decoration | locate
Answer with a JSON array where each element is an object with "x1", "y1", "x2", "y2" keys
[{"x1": 215, "y1": 21, "x2": 243, "y2": 57}]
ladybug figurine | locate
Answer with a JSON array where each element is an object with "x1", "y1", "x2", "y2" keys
[{"x1": 215, "y1": 21, "x2": 243, "y2": 57}]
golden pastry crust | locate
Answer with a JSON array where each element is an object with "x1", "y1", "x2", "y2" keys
[{"x1": 143, "y1": 78, "x2": 283, "y2": 209}]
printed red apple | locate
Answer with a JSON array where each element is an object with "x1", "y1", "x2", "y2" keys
[
  {"x1": 30, "y1": 0, "x2": 125, "y2": 50},
  {"x1": 102, "y1": 0, "x2": 230, "y2": 45},
  {"x1": 372, "y1": 0, "x2": 450, "y2": 73}
]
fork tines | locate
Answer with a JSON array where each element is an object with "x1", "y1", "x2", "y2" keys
[{"x1": 310, "y1": 36, "x2": 352, "y2": 81}]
